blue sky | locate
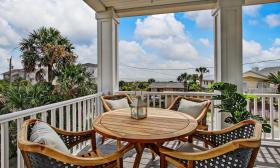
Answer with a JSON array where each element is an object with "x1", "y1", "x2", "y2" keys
[{"x1": 0, "y1": 0, "x2": 280, "y2": 81}]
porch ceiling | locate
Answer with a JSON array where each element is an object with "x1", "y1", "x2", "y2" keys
[{"x1": 84, "y1": 0, "x2": 280, "y2": 17}]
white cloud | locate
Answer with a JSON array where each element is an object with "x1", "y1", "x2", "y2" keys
[
  {"x1": 75, "y1": 40, "x2": 97, "y2": 64},
  {"x1": 184, "y1": 10, "x2": 213, "y2": 29},
  {"x1": 243, "y1": 40, "x2": 262, "y2": 57},
  {"x1": 135, "y1": 14, "x2": 185, "y2": 39},
  {"x1": 0, "y1": 0, "x2": 98, "y2": 74},
  {"x1": 265, "y1": 14, "x2": 280, "y2": 27},
  {"x1": 199, "y1": 38, "x2": 210, "y2": 47},
  {"x1": 119, "y1": 14, "x2": 214, "y2": 81},
  {"x1": 134, "y1": 14, "x2": 198, "y2": 61},
  {"x1": 243, "y1": 5, "x2": 262, "y2": 17},
  {"x1": 0, "y1": 17, "x2": 21, "y2": 48},
  {"x1": 243, "y1": 39, "x2": 280, "y2": 69},
  {"x1": 0, "y1": 0, "x2": 96, "y2": 44},
  {"x1": 274, "y1": 38, "x2": 280, "y2": 46}
]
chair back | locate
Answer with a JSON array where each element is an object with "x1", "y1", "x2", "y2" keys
[
  {"x1": 168, "y1": 96, "x2": 211, "y2": 124},
  {"x1": 160, "y1": 120, "x2": 262, "y2": 168},
  {"x1": 101, "y1": 94, "x2": 133, "y2": 112},
  {"x1": 18, "y1": 119, "x2": 93, "y2": 168}
]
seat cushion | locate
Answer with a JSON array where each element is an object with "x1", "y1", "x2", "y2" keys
[
  {"x1": 177, "y1": 99, "x2": 207, "y2": 119},
  {"x1": 176, "y1": 142, "x2": 208, "y2": 152},
  {"x1": 106, "y1": 97, "x2": 130, "y2": 110},
  {"x1": 30, "y1": 121, "x2": 70, "y2": 154}
]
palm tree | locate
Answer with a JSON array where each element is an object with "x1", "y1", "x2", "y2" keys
[
  {"x1": 148, "y1": 78, "x2": 156, "y2": 84},
  {"x1": 267, "y1": 71, "x2": 280, "y2": 93},
  {"x1": 57, "y1": 64, "x2": 96, "y2": 99},
  {"x1": 195, "y1": 67, "x2": 209, "y2": 87},
  {"x1": 177, "y1": 73, "x2": 191, "y2": 91},
  {"x1": 20, "y1": 27, "x2": 76, "y2": 83}
]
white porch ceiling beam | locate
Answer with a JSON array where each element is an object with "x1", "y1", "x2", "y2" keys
[
  {"x1": 84, "y1": 0, "x2": 280, "y2": 17},
  {"x1": 116, "y1": 0, "x2": 217, "y2": 17},
  {"x1": 245, "y1": 0, "x2": 280, "y2": 6},
  {"x1": 83, "y1": 0, "x2": 106, "y2": 12}
]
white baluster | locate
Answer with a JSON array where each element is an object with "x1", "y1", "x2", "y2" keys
[
  {"x1": 51, "y1": 109, "x2": 56, "y2": 127},
  {"x1": 253, "y1": 98, "x2": 258, "y2": 115},
  {"x1": 159, "y1": 95, "x2": 161, "y2": 108},
  {"x1": 66, "y1": 105, "x2": 71, "y2": 131},
  {"x1": 59, "y1": 107, "x2": 64, "y2": 130},
  {"x1": 153, "y1": 95, "x2": 156, "y2": 107},
  {"x1": 165, "y1": 95, "x2": 168, "y2": 108},
  {"x1": 278, "y1": 98, "x2": 280, "y2": 140},
  {"x1": 211, "y1": 100, "x2": 215, "y2": 131},
  {"x1": 72, "y1": 103, "x2": 77, "y2": 132},
  {"x1": 41, "y1": 111, "x2": 47, "y2": 122},
  {"x1": 83, "y1": 101, "x2": 86, "y2": 131},
  {"x1": 261, "y1": 97, "x2": 266, "y2": 139},
  {"x1": 1, "y1": 122, "x2": 9, "y2": 168},
  {"x1": 17, "y1": 118, "x2": 24, "y2": 168},
  {"x1": 78, "y1": 102, "x2": 82, "y2": 132},
  {"x1": 147, "y1": 94, "x2": 150, "y2": 107},
  {"x1": 269, "y1": 97, "x2": 274, "y2": 140}
]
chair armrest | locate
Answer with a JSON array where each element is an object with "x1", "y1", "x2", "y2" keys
[
  {"x1": 160, "y1": 140, "x2": 257, "y2": 161},
  {"x1": 52, "y1": 127, "x2": 96, "y2": 149},
  {"x1": 193, "y1": 120, "x2": 258, "y2": 147}
]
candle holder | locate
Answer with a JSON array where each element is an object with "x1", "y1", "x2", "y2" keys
[{"x1": 130, "y1": 95, "x2": 147, "y2": 120}]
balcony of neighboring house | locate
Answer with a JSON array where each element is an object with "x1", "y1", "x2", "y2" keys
[{"x1": 1, "y1": 0, "x2": 280, "y2": 168}]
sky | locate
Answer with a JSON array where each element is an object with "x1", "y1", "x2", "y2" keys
[{"x1": 0, "y1": 0, "x2": 280, "y2": 81}]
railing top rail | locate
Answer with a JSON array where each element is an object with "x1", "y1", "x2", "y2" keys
[
  {"x1": 117, "y1": 91, "x2": 280, "y2": 97},
  {"x1": 243, "y1": 93, "x2": 280, "y2": 97},
  {"x1": 0, "y1": 93, "x2": 102, "y2": 124},
  {"x1": 116, "y1": 91, "x2": 217, "y2": 96}
]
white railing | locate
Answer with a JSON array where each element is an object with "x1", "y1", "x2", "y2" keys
[
  {"x1": 0, "y1": 91, "x2": 279, "y2": 168},
  {"x1": 245, "y1": 93, "x2": 280, "y2": 141},
  {"x1": 0, "y1": 93, "x2": 101, "y2": 168},
  {"x1": 116, "y1": 91, "x2": 217, "y2": 130}
]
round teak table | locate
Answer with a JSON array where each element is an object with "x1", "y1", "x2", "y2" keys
[{"x1": 93, "y1": 108, "x2": 197, "y2": 168}]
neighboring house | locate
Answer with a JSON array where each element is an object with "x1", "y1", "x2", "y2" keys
[
  {"x1": 82, "y1": 63, "x2": 98, "y2": 79},
  {"x1": 243, "y1": 67, "x2": 278, "y2": 93},
  {"x1": 201, "y1": 75, "x2": 215, "y2": 88},
  {"x1": 150, "y1": 82, "x2": 184, "y2": 92},
  {"x1": 2, "y1": 69, "x2": 26, "y2": 82}
]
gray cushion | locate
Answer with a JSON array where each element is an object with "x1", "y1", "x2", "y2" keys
[
  {"x1": 177, "y1": 99, "x2": 207, "y2": 118},
  {"x1": 30, "y1": 121, "x2": 70, "y2": 154},
  {"x1": 176, "y1": 142, "x2": 208, "y2": 152},
  {"x1": 106, "y1": 97, "x2": 130, "y2": 110}
]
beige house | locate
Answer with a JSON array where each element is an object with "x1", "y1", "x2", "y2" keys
[{"x1": 243, "y1": 67, "x2": 279, "y2": 93}]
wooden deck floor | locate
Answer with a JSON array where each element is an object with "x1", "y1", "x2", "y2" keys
[{"x1": 92, "y1": 139, "x2": 280, "y2": 168}]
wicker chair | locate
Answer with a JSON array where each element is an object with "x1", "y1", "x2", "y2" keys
[
  {"x1": 159, "y1": 120, "x2": 262, "y2": 168},
  {"x1": 18, "y1": 119, "x2": 133, "y2": 168},
  {"x1": 168, "y1": 96, "x2": 211, "y2": 131},
  {"x1": 100, "y1": 94, "x2": 133, "y2": 112}
]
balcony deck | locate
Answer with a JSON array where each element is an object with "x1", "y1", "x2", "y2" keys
[{"x1": 92, "y1": 139, "x2": 280, "y2": 168}]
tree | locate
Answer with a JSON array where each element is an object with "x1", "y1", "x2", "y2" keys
[
  {"x1": 20, "y1": 27, "x2": 76, "y2": 83},
  {"x1": 177, "y1": 73, "x2": 191, "y2": 91},
  {"x1": 56, "y1": 64, "x2": 97, "y2": 99},
  {"x1": 119, "y1": 80, "x2": 126, "y2": 90},
  {"x1": 195, "y1": 67, "x2": 209, "y2": 88},
  {"x1": 148, "y1": 78, "x2": 156, "y2": 84},
  {"x1": 267, "y1": 71, "x2": 280, "y2": 93}
]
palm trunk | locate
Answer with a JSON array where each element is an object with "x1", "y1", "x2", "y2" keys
[
  {"x1": 278, "y1": 85, "x2": 280, "y2": 94},
  {"x1": 48, "y1": 65, "x2": 53, "y2": 83},
  {"x1": 199, "y1": 73, "x2": 203, "y2": 87}
]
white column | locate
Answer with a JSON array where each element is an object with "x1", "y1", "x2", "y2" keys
[
  {"x1": 96, "y1": 8, "x2": 119, "y2": 94},
  {"x1": 213, "y1": 0, "x2": 244, "y2": 129}
]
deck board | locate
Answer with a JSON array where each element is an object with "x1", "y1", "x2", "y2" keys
[{"x1": 87, "y1": 139, "x2": 280, "y2": 168}]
